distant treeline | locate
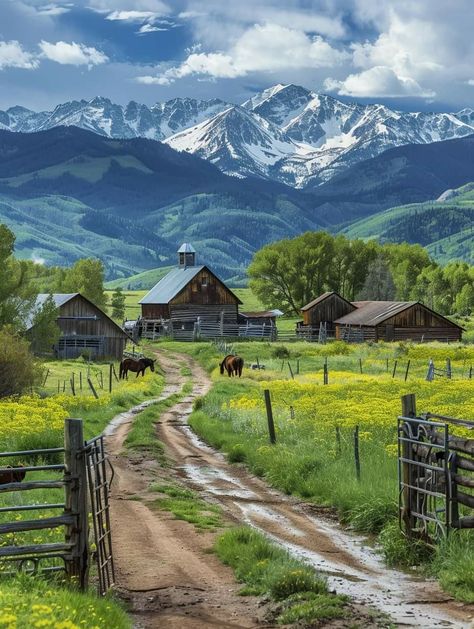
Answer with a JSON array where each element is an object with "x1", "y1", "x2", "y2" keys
[{"x1": 248, "y1": 231, "x2": 474, "y2": 316}]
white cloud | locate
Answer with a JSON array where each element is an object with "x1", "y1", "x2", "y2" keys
[
  {"x1": 137, "y1": 23, "x2": 168, "y2": 34},
  {"x1": 106, "y1": 10, "x2": 159, "y2": 22},
  {"x1": 36, "y1": 3, "x2": 72, "y2": 16},
  {"x1": 39, "y1": 41, "x2": 108, "y2": 67},
  {"x1": 0, "y1": 40, "x2": 39, "y2": 70},
  {"x1": 325, "y1": 66, "x2": 435, "y2": 98},
  {"x1": 138, "y1": 22, "x2": 348, "y2": 84},
  {"x1": 467, "y1": 79, "x2": 474, "y2": 86}
]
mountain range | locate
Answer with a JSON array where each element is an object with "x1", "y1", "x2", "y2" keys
[
  {"x1": 2, "y1": 84, "x2": 474, "y2": 188},
  {"x1": 1, "y1": 125, "x2": 473, "y2": 282}
]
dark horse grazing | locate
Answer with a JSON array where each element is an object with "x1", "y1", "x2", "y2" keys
[
  {"x1": 220, "y1": 354, "x2": 244, "y2": 378},
  {"x1": 0, "y1": 466, "x2": 26, "y2": 485},
  {"x1": 119, "y1": 357, "x2": 156, "y2": 379}
]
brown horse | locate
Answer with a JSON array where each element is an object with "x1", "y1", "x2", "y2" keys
[
  {"x1": 119, "y1": 357, "x2": 156, "y2": 379},
  {"x1": 220, "y1": 354, "x2": 244, "y2": 378},
  {"x1": 0, "y1": 466, "x2": 26, "y2": 485}
]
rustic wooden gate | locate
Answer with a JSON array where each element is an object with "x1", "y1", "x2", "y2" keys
[
  {"x1": 398, "y1": 394, "x2": 474, "y2": 541},
  {"x1": 85, "y1": 434, "x2": 115, "y2": 595},
  {"x1": 0, "y1": 418, "x2": 115, "y2": 594}
]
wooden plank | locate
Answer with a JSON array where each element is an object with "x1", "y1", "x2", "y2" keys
[
  {"x1": 0, "y1": 514, "x2": 75, "y2": 534},
  {"x1": 0, "y1": 481, "x2": 65, "y2": 493},
  {"x1": 401, "y1": 394, "x2": 417, "y2": 535},
  {"x1": 0, "y1": 542, "x2": 73, "y2": 558}
]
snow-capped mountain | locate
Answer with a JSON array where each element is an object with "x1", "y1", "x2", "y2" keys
[{"x1": 2, "y1": 84, "x2": 474, "y2": 188}]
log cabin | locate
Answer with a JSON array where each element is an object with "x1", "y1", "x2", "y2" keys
[
  {"x1": 139, "y1": 244, "x2": 242, "y2": 337},
  {"x1": 26, "y1": 293, "x2": 130, "y2": 359},
  {"x1": 298, "y1": 292, "x2": 355, "y2": 337}
]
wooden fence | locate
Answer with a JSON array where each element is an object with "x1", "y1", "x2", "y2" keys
[
  {"x1": 398, "y1": 393, "x2": 474, "y2": 541},
  {"x1": 0, "y1": 419, "x2": 114, "y2": 594}
]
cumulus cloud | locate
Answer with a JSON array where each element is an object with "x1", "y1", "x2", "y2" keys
[
  {"x1": 324, "y1": 66, "x2": 435, "y2": 98},
  {"x1": 0, "y1": 40, "x2": 39, "y2": 70},
  {"x1": 137, "y1": 23, "x2": 168, "y2": 34},
  {"x1": 106, "y1": 10, "x2": 159, "y2": 22},
  {"x1": 39, "y1": 41, "x2": 108, "y2": 67},
  {"x1": 138, "y1": 23, "x2": 348, "y2": 84}
]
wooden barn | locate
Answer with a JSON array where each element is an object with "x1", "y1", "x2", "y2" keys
[
  {"x1": 26, "y1": 293, "x2": 130, "y2": 359},
  {"x1": 298, "y1": 292, "x2": 355, "y2": 337},
  {"x1": 334, "y1": 301, "x2": 463, "y2": 342},
  {"x1": 139, "y1": 244, "x2": 242, "y2": 339}
]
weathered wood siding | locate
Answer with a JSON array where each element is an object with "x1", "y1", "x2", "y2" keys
[
  {"x1": 303, "y1": 294, "x2": 355, "y2": 328},
  {"x1": 170, "y1": 304, "x2": 238, "y2": 324},
  {"x1": 171, "y1": 269, "x2": 238, "y2": 306},
  {"x1": 379, "y1": 304, "x2": 462, "y2": 342},
  {"x1": 141, "y1": 304, "x2": 170, "y2": 319},
  {"x1": 55, "y1": 296, "x2": 128, "y2": 359}
]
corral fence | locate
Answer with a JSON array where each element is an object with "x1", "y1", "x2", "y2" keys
[
  {"x1": 0, "y1": 419, "x2": 114, "y2": 595},
  {"x1": 398, "y1": 393, "x2": 474, "y2": 542},
  {"x1": 138, "y1": 318, "x2": 277, "y2": 341}
]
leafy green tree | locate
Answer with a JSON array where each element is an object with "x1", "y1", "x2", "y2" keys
[
  {"x1": 0, "y1": 327, "x2": 42, "y2": 397},
  {"x1": 28, "y1": 294, "x2": 61, "y2": 355},
  {"x1": 110, "y1": 287, "x2": 126, "y2": 321},
  {"x1": 248, "y1": 232, "x2": 336, "y2": 315},
  {"x1": 61, "y1": 259, "x2": 108, "y2": 310},
  {"x1": 453, "y1": 280, "x2": 474, "y2": 315},
  {"x1": 0, "y1": 224, "x2": 36, "y2": 330}
]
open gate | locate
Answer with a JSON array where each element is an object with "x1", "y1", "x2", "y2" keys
[
  {"x1": 85, "y1": 434, "x2": 115, "y2": 595},
  {"x1": 0, "y1": 419, "x2": 115, "y2": 595},
  {"x1": 398, "y1": 393, "x2": 474, "y2": 541}
]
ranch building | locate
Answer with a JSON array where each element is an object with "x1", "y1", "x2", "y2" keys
[
  {"x1": 298, "y1": 292, "x2": 463, "y2": 342},
  {"x1": 26, "y1": 293, "x2": 130, "y2": 359},
  {"x1": 334, "y1": 301, "x2": 463, "y2": 343},
  {"x1": 297, "y1": 292, "x2": 355, "y2": 338},
  {"x1": 139, "y1": 243, "x2": 242, "y2": 339}
]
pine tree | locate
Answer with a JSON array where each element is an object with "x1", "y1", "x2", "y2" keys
[{"x1": 111, "y1": 287, "x2": 126, "y2": 321}]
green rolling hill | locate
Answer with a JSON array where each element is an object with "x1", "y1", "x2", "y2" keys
[{"x1": 340, "y1": 183, "x2": 474, "y2": 265}]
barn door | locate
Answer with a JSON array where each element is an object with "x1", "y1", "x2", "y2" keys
[{"x1": 385, "y1": 324, "x2": 395, "y2": 341}]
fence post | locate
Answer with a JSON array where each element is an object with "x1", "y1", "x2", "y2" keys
[
  {"x1": 323, "y1": 357, "x2": 328, "y2": 385},
  {"x1": 392, "y1": 360, "x2": 398, "y2": 378},
  {"x1": 426, "y1": 359, "x2": 434, "y2": 381},
  {"x1": 263, "y1": 389, "x2": 276, "y2": 444},
  {"x1": 70, "y1": 373, "x2": 76, "y2": 397},
  {"x1": 446, "y1": 358, "x2": 452, "y2": 379},
  {"x1": 87, "y1": 377, "x2": 99, "y2": 399},
  {"x1": 359, "y1": 358, "x2": 363, "y2": 374},
  {"x1": 336, "y1": 425, "x2": 341, "y2": 457},
  {"x1": 354, "y1": 425, "x2": 361, "y2": 480},
  {"x1": 287, "y1": 362, "x2": 294, "y2": 380},
  {"x1": 296, "y1": 359, "x2": 300, "y2": 375},
  {"x1": 109, "y1": 364, "x2": 113, "y2": 393},
  {"x1": 64, "y1": 418, "x2": 89, "y2": 590},
  {"x1": 404, "y1": 360, "x2": 411, "y2": 382},
  {"x1": 401, "y1": 393, "x2": 417, "y2": 536}
]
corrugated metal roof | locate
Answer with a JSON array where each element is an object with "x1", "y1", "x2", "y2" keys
[
  {"x1": 139, "y1": 266, "x2": 205, "y2": 304},
  {"x1": 335, "y1": 301, "x2": 417, "y2": 326},
  {"x1": 177, "y1": 243, "x2": 196, "y2": 253},
  {"x1": 25, "y1": 293, "x2": 78, "y2": 329},
  {"x1": 301, "y1": 291, "x2": 351, "y2": 312}
]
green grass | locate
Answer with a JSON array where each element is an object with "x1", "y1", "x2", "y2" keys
[
  {"x1": 0, "y1": 575, "x2": 130, "y2": 628},
  {"x1": 151, "y1": 483, "x2": 222, "y2": 530},
  {"x1": 215, "y1": 527, "x2": 347, "y2": 624}
]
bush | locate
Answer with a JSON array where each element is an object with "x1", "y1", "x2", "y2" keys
[
  {"x1": 268, "y1": 566, "x2": 326, "y2": 600},
  {"x1": 0, "y1": 327, "x2": 42, "y2": 397},
  {"x1": 271, "y1": 346, "x2": 291, "y2": 359}
]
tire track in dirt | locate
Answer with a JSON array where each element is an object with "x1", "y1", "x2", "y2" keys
[
  {"x1": 154, "y1": 352, "x2": 473, "y2": 629},
  {"x1": 105, "y1": 358, "x2": 269, "y2": 629}
]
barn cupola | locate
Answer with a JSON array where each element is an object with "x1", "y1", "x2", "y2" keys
[{"x1": 178, "y1": 243, "x2": 196, "y2": 268}]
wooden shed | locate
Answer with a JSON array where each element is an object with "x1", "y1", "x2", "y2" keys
[
  {"x1": 27, "y1": 293, "x2": 130, "y2": 359},
  {"x1": 298, "y1": 292, "x2": 356, "y2": 336},
  {"x1": 139, "y1": 244, "x2": 242, "y2": 338},
  {"x1": 334, "y1": 301, "x2": 463, "y2": 343}
]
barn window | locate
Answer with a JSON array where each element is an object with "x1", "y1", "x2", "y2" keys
[{"x1": 202, "y1": 276, "x2": 208, "y2": 286}]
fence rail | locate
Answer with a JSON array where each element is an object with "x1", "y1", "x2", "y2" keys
[{"x1": 0, "y1": 419, "x2": 114, "y2": 594}]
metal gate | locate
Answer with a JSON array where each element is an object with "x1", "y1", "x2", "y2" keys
[{"x1": 85, "y1": 435, "x2": 115, "y2": 595}]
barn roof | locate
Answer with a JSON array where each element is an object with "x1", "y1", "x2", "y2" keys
[
  {"x1": 25, "y1": 293, "x2": 78, "y2": 329},
  {"x1": 301, "y1": 291, "x2": 352, "y2": 312},
  {"x1": 25, "y1": 293, "x2": 131, "y2": 338},
  {"x1": 139, "y1": 265, "x2": 243, "y2": 305},
  {"x1": 334, "y1": 300, "x2": 463, "y2": 329}
]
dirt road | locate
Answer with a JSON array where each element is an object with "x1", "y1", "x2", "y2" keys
[{"x1": 106, "y1": 351, "x2": 473, "y2": 628}]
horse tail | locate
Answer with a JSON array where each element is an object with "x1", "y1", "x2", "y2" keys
[{"x1": 238, "y1": 357, "x2": 244, "y2": 377}]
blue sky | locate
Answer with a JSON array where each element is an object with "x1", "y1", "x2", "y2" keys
[{"x1": 1, "y1": 0, "x2": 473, "y2": 112}]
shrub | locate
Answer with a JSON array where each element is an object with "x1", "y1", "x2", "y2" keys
[
  {"x1": 0, "y1": 327, "x2": 42, "y2": 397},
  {"x1": 271, "y1": 346, "x2": 291, "y2": 359},
  {"x1": 268, "y1": 565, "x2": 326, "y2": 600}
]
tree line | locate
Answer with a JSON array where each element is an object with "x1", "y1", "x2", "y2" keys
[{"x1": 248, "y1": 231, "x2": 474, "y2": 317}]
